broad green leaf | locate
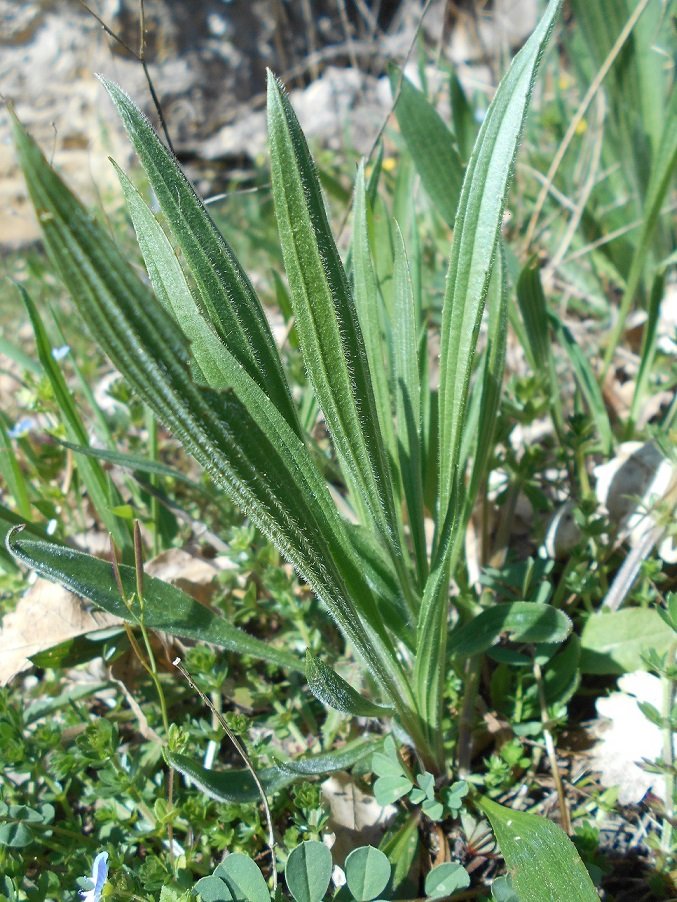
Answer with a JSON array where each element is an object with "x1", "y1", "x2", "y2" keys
[
  {"x1": 100, "y1": 77, "x2": 298, "y2": 431},
  {"x1": 424, "y1": 862, "x2": 470, "y2": 898},
  {"x1": 213, "y1": 854, "x2": 270, "y2": 902},
  {"x1": 479, "y1": 797, "x2": 598, "y2": 902},
  {"x1": 417, "y1": 0, "x2": 562, "y2": 748},
  {"x1": 447, "y1": 602, "x2": 572, "y2": 659},
  {"x1": 580, "y1": 608, "x2": 675, "y2": 674},
  {"x1": 194, "y1": 875, "x2": 235, "y2": 902},
  {"x1": 305, "y1": 652, "x2": 394, "y2": 718},
  {"x1": 391, "y1": 67, "x2": 464, "y2": 226},
  {"x1": 344, "y1": 846, "x2": 391, "y2": 901},
  {"x1": 12, "y1": 116, "x2": 413, "y2": 718},
  {"x1": 18, "y1": 285, "x2": 130, "y2": 550},
  {"x1": 285, "y1": 841, "x2": 332, "y2": 902},
  {"x1": 373, "y1": 775, "x2": 413, "y2": 806},
  {"x1": 266, "y1": 73, "x2": 401, "y2": 562},
  {"x1": 167, "y1": 736, "x2": 381, "y2": 804},
  {"x1": 6, "y1": 529, "x2": 300, "y2": 673},
  {"x1": 392, "y1": 224, "x2": 427, "y2": 587}
]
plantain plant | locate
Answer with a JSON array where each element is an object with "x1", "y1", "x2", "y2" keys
[{"x1": 7, "y1": 0, "x2": 570, "y2": 772}]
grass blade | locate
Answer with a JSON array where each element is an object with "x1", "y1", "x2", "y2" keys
[
  {"x1": 550, "y1": 314, "x2": 613, "y2": 455},
  {"x1": 306, "y1": 652, "x2": 394, "y2": 717}
]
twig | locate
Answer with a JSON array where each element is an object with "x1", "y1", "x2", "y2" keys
[
  {"x1": 173, "y1": 658, "x2": 278, "y2": 891},
  {"x1": 79, "y1": 0, "x2": 174, "y2": 153},
  {"x1": 524, "y1": 0, "x2": 652, "y2": 249}
]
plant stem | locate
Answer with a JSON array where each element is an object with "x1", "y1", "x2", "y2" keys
[
  {"x1": 534, "y1": 659, "x2": 571, "y2": 834},
  {"x1": 660, "y1": 644, "x2": 676, "y2": 856},
  {"x1": 457, "y1": 655, "x2": 482, "y2": 777}
]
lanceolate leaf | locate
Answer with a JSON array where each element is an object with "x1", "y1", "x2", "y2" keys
[
  {"x1": 99, "y1": 77, "x2": 299, "y2": 432},
  {"x1": 167, "y1": 736, "x2": 381, "y2": 803},
  {"x1": 479, "y1": 797, "x2": 598, "y2": 902},
  {"x1": 266, "y1": 73, "x2": 400, "y2": 560},
  {"x1": 18, "y1": 286, "x2": 130, "y2": 552},
  {"x1": 12, "y1": 115, "x2": 415, "y2": 724},
  {"x1": 416, "y1": 0, "x2": 562, "y2": 747},
  {"x1": 6, "y1": 528, "x2": 301, "y2": 672},
  {"x1": 437, "y1": 0, "x2": 562, "y2": 527},
  {"x1": 392, "y1": 225, "x2": 427, "y2": 587},
  {"x1": 352, "y1": 162, "x2": 397, "y2": 477},
  {"x1": 305, "y1": 652, "x2": 394, "y2": 718},
  {"x1": 391, "y1": 67, "x2": 464, "y2": 226}
]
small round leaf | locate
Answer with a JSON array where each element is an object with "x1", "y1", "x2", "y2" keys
[
  {"x1": 285, "y1": 840, "x2": 332, "y2": 902},
  {"x1": 424, "y1": 862, "x2": 470, "y2": 899},
  {"x1": 344, "y1": 846, "x2": 391, "y2": 900},
  {"x1": 193, "y1": 875, "x2": 236, "y2": 902},
  {"x1": 214, "y1": 853, "x2": 270, "y2": 902}
]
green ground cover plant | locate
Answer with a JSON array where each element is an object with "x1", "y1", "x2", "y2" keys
[{"x1": 0, "y1": 0, "x2": 675, "y2": 899}]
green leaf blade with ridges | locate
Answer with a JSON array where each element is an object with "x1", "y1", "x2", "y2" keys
[
  {"x1": 266, "y1": 72, "x2": 399, "y2": 557},
  {"x1": 12, "y1": 115, "x2": 417, "y2": 727},
  {"x1": 99, "y1": 77, "x2": 299, "y2": 433},
  {"x1": 7, "y1": 528, "x2": 300, "y2": 672},
  {"x1": 391, "y1": 67, "x2": 464, "y2": 226},
  {"x1": 417, "y1": 0, "x2": 563, "y2": 750}
]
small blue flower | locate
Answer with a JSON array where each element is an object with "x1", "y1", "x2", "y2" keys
[
  {"x1": 79, "y1": 851, "x2": 108, "y2": 901},
  {"x1": 51, "y1": 344, "x2": 71, "y2": 361},
  {"x1": 8, "y1": 416, "x2": 36, "y2": 439}
]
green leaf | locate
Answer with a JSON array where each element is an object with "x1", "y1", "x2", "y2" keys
[
  {"x1": 373, "y1": 775, "x2": 413, "y2": 806},
  {"x1": 392, "y1": 224, "x2": 427, "y2": 587},
  {"x1": 167, "y1": 736, "x2": 381, "y2": 804},
  {"x1": 424, "y1": 862, "x2": 470, "y2": 898},
  {"x1": 213, "y1": 853, "x2": 270, "y2": 902},
  {"x1": 580, "y1": 608, "x2": 675, "y2": 674},
  {"x1": 194, "y1": 875, "x2": 235, "y2": 902},
  {"x1": 352, "y1": 163, "x2": 397, "y2": 476},
  {"x1": 12, "y1": 114, "x2": 412, "y2": 719},
  {"x1": 344, "y1": 846, "x2": 391, "y2": 901},
  {"x1": 447, "y1": 602, "x2": 572, "y2": 659},
  {"x1": 437, "y1": 0, "x2": 562, "y2": 526},
  {"x1": 100, "y1": 77, "x2": 298, "y2": 432},
  {"x1": 491, "y1": 875, "x2": 519, "y2": 902},
  {"x1": 266, "y1": 72, "x2": 400, "y2": 560},
  {"x1": 305, "y1": 652, "x2": 394, "y2": 718},
  {"x1": 285, "y1": 841, "x2": 332, "y2": 902},
  {"x1": 380, "y1": 812, "x2": 420, "y2": 895},
  {"x1": 0, "y1": 416, "x2": 31, "y2": 521},
  {"x1": 417, "y1": 0, "x2": 562, "y2": 748},
  {"x1": 6, "y1": 529, "x2": 300, "y2": 673},
  {"x1": 18, "y1": 285, "x2": 130, "y2": 550},
  {"x1": 391, "y1": 67, "x2": 464, "y2": 226},
  {"x1": 550, "y1": 314, "x2": 613, "y2": 455},
  {"x1": 479, "y1": 797, "x2": 598, "y2": 902}
]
